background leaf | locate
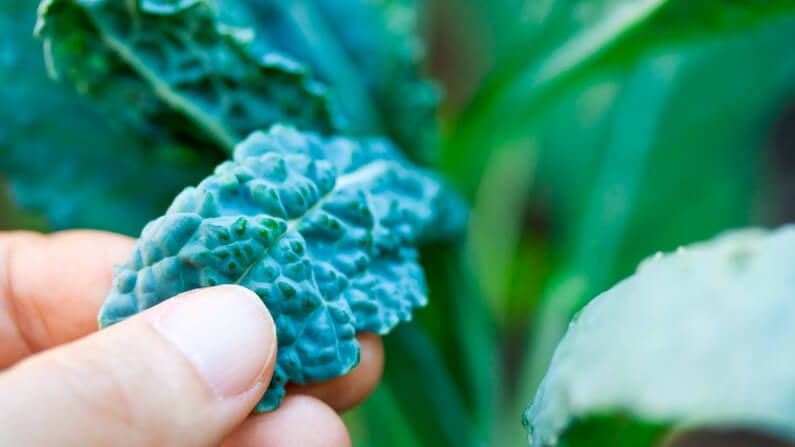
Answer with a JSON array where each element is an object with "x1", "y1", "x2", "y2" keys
[
  {"x1": 37, "y1": 0, "x2": 340, "y2": 155},
  {"x1": 435, "y1": 1, "x2": 795, "y2": 446},
  {"x1": 521, "y1": 7, "x2": 795, "y2": 405},
  {"x1": 525, "y1": 226, "x2": 795, "y2": 446},
  {"x1": 0, "y1": 0, "x2": 217, "y2": 234}
]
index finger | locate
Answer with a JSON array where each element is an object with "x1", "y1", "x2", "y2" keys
[{"x1": 0, "y1": 230, "x2": 134, "y2": 367}]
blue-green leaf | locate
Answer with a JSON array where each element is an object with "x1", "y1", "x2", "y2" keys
[
  {"x1": 35, "y1": 0, "x2": 342, "y2": 154},
  {"x1": 99, "y1": 125, "x2": 467, "y2": 410},
  {"x1": 524, "y1": 226, "x2": 795, "y2": 446},
  {"x1": 0, "y1": 0, "x2": 216, "y2": 234}
]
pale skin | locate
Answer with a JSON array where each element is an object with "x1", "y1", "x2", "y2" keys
[{"x1": 0, "y1": 231, "x2": 385, "y2": 446}]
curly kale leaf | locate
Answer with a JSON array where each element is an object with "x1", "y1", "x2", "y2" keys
[
  {"x1": 99, "y1": 125, "x2": 467, "y2": 411},
  {"x1": 35, "y1": 0, "x2": 342, "y2": 154},
  {"x1": 217, "y1": 0, "x2": 441, "y2": 162}
]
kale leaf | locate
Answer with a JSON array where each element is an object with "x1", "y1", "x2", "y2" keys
[
  {"x1": 15, "y1": 0, "x2": 441, "y2": 230},
  {"x1": 36, "y1": 0, "x2": 343, "y2": 154},
  {"x1": 0, "y1": 0, "x2": 218, "y2": 234},
  {"x1": 36, "y1": 0, "x2": 440, "y2": 161},
  {"x1": 99, "y1": 125, "x2": 467, "y2": 411}
]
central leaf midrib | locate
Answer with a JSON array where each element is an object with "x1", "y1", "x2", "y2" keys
[
  {"x1": 90, "y1": 8, "x2": 239, "y2": 153},
  {"x1": 232, "y1": 160, "x2": 394, "y2": 287}
]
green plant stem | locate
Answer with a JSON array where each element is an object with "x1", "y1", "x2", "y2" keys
[
  {"x1": 448, "y1": 247, "x2": 503, "y2": 442},
  {"x1": 385, "y1": 323, "x2": 487, "y2": 447}
]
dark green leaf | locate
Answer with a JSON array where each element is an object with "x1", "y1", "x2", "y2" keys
[
  {"x1": 382, "y1": 323, "x2": 487, "y2": 447},
  {"x1": 36, "y1": 0, "x2": 342, "y2": 154},
  {"x1": 0, "y1": 0, "x2": 216, "y2": 234},
  {"x1": 350, "y1": 384, "x2": 427, "y2": 447}
]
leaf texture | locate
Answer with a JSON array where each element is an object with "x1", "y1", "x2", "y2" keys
[
  {"x1": 35, "y1": 0, "x2": 342, "y2": 154},
  {"x1": 524, "y1": 226, "x2": 795, "y2": 446},
  {"x1": 99, "y1": 125, "x2": 467, "y2": 411}
]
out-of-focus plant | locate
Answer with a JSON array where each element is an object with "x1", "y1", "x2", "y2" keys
[{"x1": 2, "y1": 0, "x2": 795, "y2": 445}]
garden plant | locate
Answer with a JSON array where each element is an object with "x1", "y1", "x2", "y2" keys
[{"x1": 2, "y1": 0, "x2": 795, "y2": 446}]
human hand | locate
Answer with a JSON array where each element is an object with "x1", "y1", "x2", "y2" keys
[{"x1": 0, "y1": 231, "x2": 384, "y2": 446}]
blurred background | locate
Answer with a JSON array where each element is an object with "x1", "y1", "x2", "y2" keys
[{"x1": 2, "y1": 1, "x2": 795, "y2": 446}]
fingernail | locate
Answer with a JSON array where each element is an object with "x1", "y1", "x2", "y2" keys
[{"x1": 152, "y1": 285, "x2": 276, "y2": 398}]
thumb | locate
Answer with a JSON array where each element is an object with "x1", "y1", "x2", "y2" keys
[{"x1": 0, "y1": 285, "x2": 276, "y2": 447}]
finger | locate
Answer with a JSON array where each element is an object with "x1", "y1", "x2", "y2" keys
[
  {"x1": 0, "y1": 230, "x2": 384, "y2": 412},
  {"x1": 223, "y1": 395, "x2": 351, "y2": 447},
  {"x1": 0, "y1": 285, "x2": 276, "y2": 447},
  {"x1": 0, "y1": 230, "x2": 134, "y2": 366},
  {"x1": 287, "y1": 332, "x2": 383, "y2": 412}
]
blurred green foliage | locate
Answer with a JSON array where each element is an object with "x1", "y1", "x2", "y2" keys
[
  {"x1": 429, "y1": 1, "x2": 795, "y2": 446},
  {"x1": 2, "y1": 0, "x2": 795, "y2": 446}
]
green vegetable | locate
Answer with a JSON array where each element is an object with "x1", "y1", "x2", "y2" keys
[
  {"x1": 3, "y1": 0, "x2": 795, "y2": 444},
  {"x1": 0, "y1": 0, "x2": 217, "y2": 234},
  {"x1": 524, "y1": 226, "x2": 795, "y2": 446},
  {"x1": 36, "y1": 0, "x2": 342, "y2": 154},
  {"x1": 99, "y1": 125, "x2": 467, "y2": 411},
  {"x1": 8, "y1": 0, "x2": 441, "y2": 233},
  {"x1": 35, "y1": 0, "x2": 439, "y2": 161}
]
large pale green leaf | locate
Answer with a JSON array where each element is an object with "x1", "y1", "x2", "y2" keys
[
  {"x1": 521, "y1": 10, "x2": 795, "y2": 401},
  {"x1": 439, "y1": 4, "x2": 795, "y2": 446},
  {"x1": 524, "y1": 225, "x2": 795, "y2": 446},
  {"x1": 0, "y1": 0, "x2": 216, "y2": 234}
]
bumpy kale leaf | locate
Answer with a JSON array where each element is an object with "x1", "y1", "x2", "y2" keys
[
  {"x1": 0, "y1": 0, "x2": 218, "y2": 234},
  {"x1": 36, "y1": 0, "x2": 439, "y2": 161},
  {"x1": 524, "y1": 226, "x2": 795, "y2": 446},
  {"x1": 212, "y1": 0, "x2": 440, "y2": 161},
  {"x1": 35, "y1": 0, "x2": 342, "y2": 154},
  {"x1": 99, "y1": 125, "x2": 467, "y2": 411},
  {"x1": 16, "y1": 0, "x2": 437, "y2": 231}
]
